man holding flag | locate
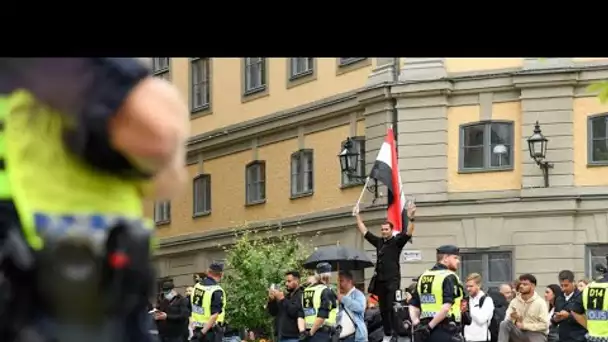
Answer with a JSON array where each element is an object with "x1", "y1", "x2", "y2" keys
[{"x1": 352, "y1": 127, "x2": 416, "y2": 342}]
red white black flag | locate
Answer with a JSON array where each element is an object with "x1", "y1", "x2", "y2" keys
[{"x1": 368, "y1": 127, "x2": 407, "y2": 233}]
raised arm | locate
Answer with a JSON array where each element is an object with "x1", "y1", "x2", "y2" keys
[
  {"x1": 353, "y1": 205, "x2": 368, "y2": 235},
  {"x1": 395, "y1": 202, "x2": 416, "y2": 248},
  {"x1": 353, "y1": 205, "x2": 380, "y2": 246}
]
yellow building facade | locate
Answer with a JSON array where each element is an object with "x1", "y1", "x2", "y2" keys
[{"x1": 152, "y1": 57, "x2": 608, "y2": 291}]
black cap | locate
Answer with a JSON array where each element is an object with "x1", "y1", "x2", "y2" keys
[
  {"x1": 316, "y1": 262, "x2": 332, "y2": 274},
  {"x1": 161, "y1": 280, "x2": 174, "y2": 292},
  {"x1": 209, "y1": 262, "x2": 224, "y2": 273},
  {"x1": 436, "y1": 245, "x2": 460, "y2": 256}
]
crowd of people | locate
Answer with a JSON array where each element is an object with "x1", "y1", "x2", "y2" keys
[{"x1": 148, "y1": 202, "x2": 607, "y2": 342}]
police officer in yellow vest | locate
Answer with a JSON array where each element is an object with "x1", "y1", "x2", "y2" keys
[
  {"x1": 0, "y1": 58, "x2": 189, "y2": 342},
  {"x1": 409, "y1": 245, "x2": 464, "y2": 342},
  {"x1": 581, "y1": 254, "x2": 608, "y2": 342},
  {"x1": 303, "y1": 262, "x2": 337, "y2": 342},
  {"x1": 191, "y1": 262, "x2": 227, "y2": 342}
]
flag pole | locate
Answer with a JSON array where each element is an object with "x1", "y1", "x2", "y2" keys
[{"x1": 355, "y1": 177, "x2": 371, "y2": 207}]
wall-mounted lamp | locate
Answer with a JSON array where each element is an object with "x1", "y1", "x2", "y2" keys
[
  {"x1": 526, "y1": 121, "x2": 554, "y2": 187},
  {"x1": 338, "y1": 137, "x2": 379, "y2": 200}
]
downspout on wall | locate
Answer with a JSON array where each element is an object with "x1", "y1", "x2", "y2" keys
[{"x1": 390, "y1": 58, "x2": 400, "y2": 153}]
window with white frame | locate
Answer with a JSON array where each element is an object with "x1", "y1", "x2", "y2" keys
[
  {"x1": 154, "y1": 201, "x2": 171, "y2": 224},
  {"x1": 152, "y1": 57, "x2": 171, "y2": 80},
  {"x1": 289, "y1": 57, "x2": 314, "y2": 79},
  {"x1": 341, "y1": 136, "x2": 366, "y2": 186},
  {"x1": 588, "y1": 114, "x2": 608, "y2": 164},
  {"x1": 193, "y1": 174, "x2": 211, "y2": 216},
  {"x1": 460, "y1": 121, "x2": 514, "y2": 172},
  {"x1": 244, "y1": 57, "x2": 266, "y2": 94},
  {"x1": 291, "y1": 149, "x2": 314, "y2": 197},
  {"x1": 191, "y1": 58, "x2": 211, "y2": 111},
  {"x1": 460, "y1": 250, "x2": 513, "y2": 292},
  {"x1": 246, "y1": 161, "x2": 266, "y2": 204}
]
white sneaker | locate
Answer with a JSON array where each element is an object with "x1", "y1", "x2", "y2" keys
[{"x1": 382, "y1": 336, "x2": 392, "y2": 342}]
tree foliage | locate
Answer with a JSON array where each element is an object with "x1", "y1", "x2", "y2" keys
[
  {"x1": 222, "y1": 228, "x2": 312, "y2": 335},
  {"x1": 588, "y1": 81, "x2": 608, "y2": 103}
]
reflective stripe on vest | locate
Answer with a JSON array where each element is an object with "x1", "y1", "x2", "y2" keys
[
  {"x1": 34, "y1": 212, "x2": 148, "y2": 243},
  {"x1": 416, "y1": 269, "x2": 463, "y2": 323},
  {"x1": 302, "y1": 284, "x2": 337, "y2": 328},
  {"x1": 190, "y1": 283, "x2": 226, "y2": 326},
  {"x1": 4, "y1": 90, "x2": 148, "y2": 250},
  {"x1": 583, "y1": 282, "x2": 608, "y2": 338},
  {"x1": 0, "y1": 96, "x2": 11, "y2": 199}
]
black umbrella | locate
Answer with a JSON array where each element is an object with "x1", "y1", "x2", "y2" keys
[{"x1": 303, "y1": 245, "x2": 374, "y2": 271}]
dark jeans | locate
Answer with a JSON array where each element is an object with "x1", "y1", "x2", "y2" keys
[
  {"x1": 376, "y1": 279, "x2": 398, "y2": 336},
  {"x1": 162, "y1": 336, "x2": 185, "y2": 342},
  {"x1": 427, "y1": 327, "x2": 459, "y2": 342},
  {"x1": 191, "y1": 328, "x2": 222, "y2": 342},
  {"x1": 340, "y1": 335, "x2": 355, "y2": 342},
  {"x1": 308, "y1": 331, "x2": 331, "y2": 342},
  {"x1": 280, "y1": 339, "x2": 300, "y2": 342}
]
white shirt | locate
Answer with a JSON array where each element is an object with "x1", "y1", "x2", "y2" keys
[
  {"x1": 464, "y1": 291, "x2": 495, "y2": 342},
  {"x1": 339, "y1": 288, "x2": 356, "y2": 338}
]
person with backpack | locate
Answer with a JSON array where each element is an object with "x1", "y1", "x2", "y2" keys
[
  {"x1": 485, "y1": 288, "x2": 508, "y2": 342},
  {"x1": 463, "y1": 273, "x2": 495, "y2": 342}
]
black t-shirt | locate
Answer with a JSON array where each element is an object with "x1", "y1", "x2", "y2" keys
[{"x1": 365, "y1": 231, "x2": 411, "y2": 282}]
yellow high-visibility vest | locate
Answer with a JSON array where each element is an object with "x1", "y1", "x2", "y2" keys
[
  {"x1": 4, "y1": 90, "x2": 150, "y2": 250},
  {"x1": 416, "y1": 269, "x2": 463, "y2": 323},
  {"x1": 191, "y1": 282, "x2": 226, "y2": 327},
  {"x1": 302, "y1": 284, "x2": 337, "y2": 329},
  {"x1": 582, "y1": 281, "x2": 608, "y2": 339}
]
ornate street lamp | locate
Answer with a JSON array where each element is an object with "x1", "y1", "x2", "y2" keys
[
  {"x1": 338, "y1": 137, "x2": 379, "y2": 200},
  {"x1": 527, "y1": 121, "x2": 554, "y2": 187},
  {"x1": 338, "y1": 137, "x2": 360, "y2": 176}
]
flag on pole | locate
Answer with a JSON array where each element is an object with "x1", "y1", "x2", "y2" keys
[{"x1": 368, "y1": 127, "x2": 407, "y2": 233}]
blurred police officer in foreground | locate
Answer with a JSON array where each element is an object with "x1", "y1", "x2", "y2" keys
[
  {"x1": 409, "y1": 245, "x2": 464, "y2": 342},
  {"x1": 303, "y1": 263, "x2": 337, "y2": 342},
  {"x1": 0, "y1": 58, "x2": 189, "y2": 342},
  {"x1": 580, "y1": 254, "x2": 608, "y2": 342},
  {"x1": 190, "y1": 263, "x2": 226, "y2": 342}
]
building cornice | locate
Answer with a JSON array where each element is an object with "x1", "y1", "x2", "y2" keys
[
  {"x1": 156, "y1": 192, "x2": 608, "y2": 256},
  {"x1": 187, "y1": 90, "x2": 361, "y2": 161},
  {"x1": 185, "y1": 64, "x2": 608, "y2": 161},
  {"x1": 392, "y1": 64, "x2": 608, "y2": 98}
]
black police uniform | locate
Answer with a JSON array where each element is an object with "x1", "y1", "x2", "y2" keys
[
  {"x1": 410, "y1": 245, "x2": 463, "y2": 342},
  {"x1": 192, "y1": 263, "x2": 225, "y2": 342}
]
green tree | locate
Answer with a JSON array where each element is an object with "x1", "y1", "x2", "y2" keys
[
  {"x1": 588, "y1": 81, "x2": 608, "y2": 103},
  {"x1": 222, "y1": 228, "x2": 311, "y2": 338}
]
